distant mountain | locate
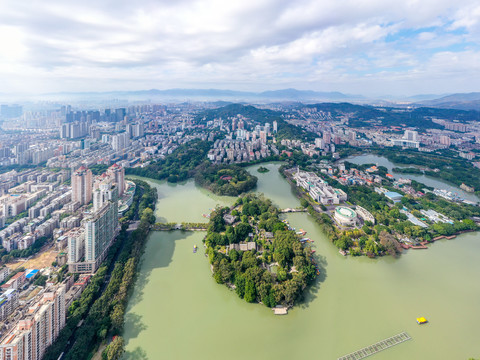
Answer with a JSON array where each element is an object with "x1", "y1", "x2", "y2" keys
[
  {"x1": 44, "y1": 88, "x2": 255, "y2": 98},
  {"x1": 406, "y1": 94, "x2": 451, "y2": 101},
  {"x1": 41, "y1": 88, "x2": 361, "y2": 102},
  {"x1": 429, "y1": 92, "x2": 480, "y2": 102},
  {"x1": 257, "y1": 88, "x2": 356, "y2": 100},
  {"x1": 418, "y1": 92, "x2": 480, "y2": 110}
]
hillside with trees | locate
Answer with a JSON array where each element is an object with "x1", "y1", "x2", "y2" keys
[
  {"x1": 126, "y1": 139, "x2": 211, "y2": 183},
  {"x1": 304, "y1": 103, "x2": 480, "y2": 128},
  {"x1": 194, "y1": 103, "x2": 316, "y2": 141}
]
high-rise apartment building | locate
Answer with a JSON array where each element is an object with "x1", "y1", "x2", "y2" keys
[
  {"x1": 264, "y1": 123, "x2": 271, "y2": 135},
  {"x1": 93, "y1": 179, "x2": 118, "y2": 212},
  {"x1": 259, "y1": 131, "x2": 267, "y2": 145},
  {"x1": 440, "y1": 135, "x2": 451, "y2": 146},
  {"x1": 0, "y1": 285, "x2": 66, "y2": 360},
  {"x1": 67, "y1": 228, "x2": 85, "y2": 263},
  {"x1": 404, "y1": 130, "x2": 418, "y2": 141},
  {"x1": 59, "y1": 121, "x2": 89, "y2": 139},
  {"x1": 71, "y1": 166, "x2": 92, "y2": 205},
  {"x1": 323, "y1": 131, "x2": 331, "y2": 144},
  {"x1": 315, "y1": 138, "x2": 324, "y2": 149},
  {"x1": 0, "y1": 289, "x2": 18, "y2": 322},
  {"x1": 111, "y1": 133, "x2": 129, "y2": 152},
  {"x1": 106, "y1": 164, "x2": 125, "y2": 196},
  {"x1": 69, "y1": 184, "x2": 118, "y2": 273}
]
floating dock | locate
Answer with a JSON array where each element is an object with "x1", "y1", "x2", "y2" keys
[
  {"x1": 272, "y1": 306, "x2": 288, "y2": 315},
  {"x1": 338, "y1": 332, "x2": 411, "y2": 360}
]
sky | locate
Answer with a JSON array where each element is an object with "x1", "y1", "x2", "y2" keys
[{"x1": 1, "y1": 0, "x2": 480, "y2": 97}]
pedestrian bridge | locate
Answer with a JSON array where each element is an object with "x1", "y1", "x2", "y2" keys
[{"x1": 338, "y1": 332, "x2": 411, "y2": 360}]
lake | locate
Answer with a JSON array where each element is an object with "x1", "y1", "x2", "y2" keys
[
  {"x1": 344, "y1": 153, "x2": 479, "y2": 203},
  {"x1": 124, "y1": 163, "x2": 480, "y2": 359}
]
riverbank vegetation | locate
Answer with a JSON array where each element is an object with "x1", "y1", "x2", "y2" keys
[
  {"x1": 43, "y1": 180, "x2": 157, "y2": 360},
  {"x1": 195, "y1": 163, "x2": 257, "y2": 196},
  {"x1": 374, "y1": 147, "x2": 480, "y2": 194},
  {"x1": 281, "y1": 165, "x2": 479, "y2": 258},
  {"x1": 204, "y1": 194, "x2": 317, "y2": 308},
  {"x1": 391, "y1": 167, "x2": 424, "y2": 175}
]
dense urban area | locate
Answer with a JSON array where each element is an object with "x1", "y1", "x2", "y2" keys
[{"x1": 0, "y1": 99, "x2": 480, "y2": 359}]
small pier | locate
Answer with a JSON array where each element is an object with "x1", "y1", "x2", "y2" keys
[
  {"x1": 272, "y1": 306, "x2": 288, "y2": 315},
  {"x1": 338, "y1": 332, "x2": 411, "y2": 360}
]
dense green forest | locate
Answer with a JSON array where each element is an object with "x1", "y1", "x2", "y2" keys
[
  {"x1": 126, "y1": 139, "x2": 211, "y2": 183},
  {"x1": 205, "y1": 194, "x2": 317, "y2": 307},
  {"x1": 43, "y1": 180, "x2": 157, "y2": 360},
  {"x1": 195, "y1": 163, "x2": 257, "y2": 196}
]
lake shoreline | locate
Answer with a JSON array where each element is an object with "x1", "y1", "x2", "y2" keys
[{"x1": 123, "y1": 165, "x2": 480, "y2": 360}]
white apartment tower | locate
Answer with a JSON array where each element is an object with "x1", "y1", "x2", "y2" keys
[
  {"x1": 404, "y1": 130, "x2": 418, "y2": 141},
  {"x1": 107, "y1": 164, "x2": 125, "y2": 196},
  {"x1": 69, "y1": 183, "x2": 119, "y2": 273},
  {"x1": 71, "y1": 166, "x2": 93, "y2": 205}
]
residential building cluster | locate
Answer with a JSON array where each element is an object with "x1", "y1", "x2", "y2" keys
[
  {"x1": 0, "y1": 283, "x2": 66, "y2": 360},
  {"x1": 207, "y1": 139, "x2": 278, "y2": 164},
  {"x1": 66, "y1": 165, "x2": 125, "y2": 273},
  {"x1": 334, "y1": 166, "x2": 383, "y2": 187},
  {"x1": 0, "y1": 164, "x2": 127, "y2": 277}
]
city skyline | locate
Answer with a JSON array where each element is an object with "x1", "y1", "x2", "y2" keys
[{"x1": 1, "y1": 0, "x2": 480, "y2": 97}]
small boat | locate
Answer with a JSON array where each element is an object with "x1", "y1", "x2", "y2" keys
[
  {"x1": 193, "y1": 245, "x2": 197, "y2": 253},
  {"x1": 416, "y1": 317, "x2": 428, "y2": 324},
  {"x1": 339, "y1": 249, "x2": 347, "y2": 256},
  {"x1": 311, "y1": 249, "x2": 316, "y2": 253}
]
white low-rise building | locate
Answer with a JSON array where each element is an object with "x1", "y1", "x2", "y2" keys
[
  {"x1": 334, "y1": 206, "x2": 357, "y2": 226},
  {"x1": 355, "y1": 205, "x2": 375, "y2": 224},
  {"x1": 293, "y1": 170, "x2": 347, "y2": 205}
]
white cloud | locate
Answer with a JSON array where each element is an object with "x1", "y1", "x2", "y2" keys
[{"x1": 0, "y1": 0, "x2": 480, "y2": 95}]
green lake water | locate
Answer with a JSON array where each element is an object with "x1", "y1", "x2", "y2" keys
[
  {"x1": 124, "y1": 163, "x2": 480, "y2": 359},
  {"x1": 344, "y1": 154, "x2": 479, "y2": 203}
]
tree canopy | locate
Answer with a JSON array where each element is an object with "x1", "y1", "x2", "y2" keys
[{"x1": 205, "y1": 194, "x2": 317, "y2": 308}]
